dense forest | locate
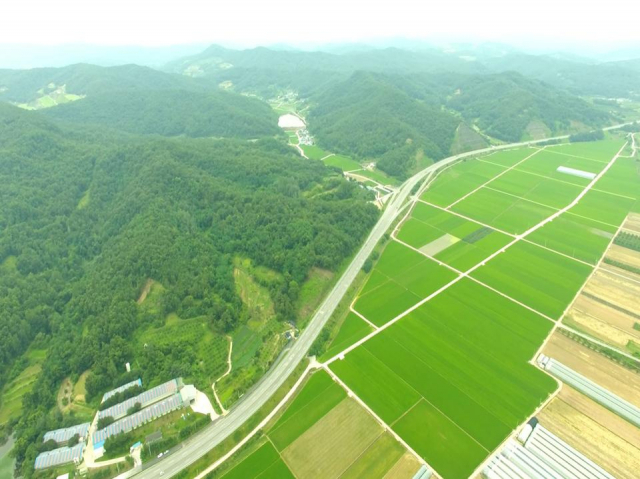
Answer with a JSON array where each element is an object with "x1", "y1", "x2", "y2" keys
[
  {"x1": 305, "y1": 71, "x2": 612, "y2": 177},
  {"x1": 43, "y1": 89, "x2": 280, "y2": 138},
  {"x1": 445, "y1": 72, "x2": 612, "y2": 141},
  {"x1": 309, "y1": 72, "x2": 460, "y2": 178},
  {"x1": 0, "y1": 63, "x2": 212, "y2": 103},
  {"x1": 165, "y1": 44, "x2": 640, "y2": 99},
  {"x1": 0, "y1": 103, "x2": 377, "y2": 476}
]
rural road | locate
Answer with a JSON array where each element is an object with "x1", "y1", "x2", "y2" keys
[{"x1": 134, "y1": 124, "x2": 633, "y2": 478}]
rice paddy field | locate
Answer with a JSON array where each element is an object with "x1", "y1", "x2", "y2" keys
[
  {"x1": 330, "y1": 280, "x2": 557, "y2": 479},
  {"x1": 317, "y1": 136, "x2": 639, "y2": 479},
  {"x1": 220, "y1": 370, "x2": 420, "y2": 479},
  {"x1": 353, "y1": 242, "x2": 457, "y2": 326}
]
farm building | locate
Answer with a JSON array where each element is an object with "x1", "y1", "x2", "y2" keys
[
  {"x1": 101, "y1": 378, "x2": 142, "y2": 403},
  {"x1": 93, "y1": 393, "x2": 184, "y2": 445},
  {"x1": 98, "y1": 378, "x2": 179, "y2": 420},
  {"x1": 483, "y1": 424, "x2": 614, "y2": 479},
  {"x1": 278, "y1": 113, "x2": 305, "y2": 129},
  {"x1": 34, "y1": 443, "x2": 84, "y2": 470},
  {"x1": 43, "y1": 422, "x2": 90, "y2": 445},
  {"x1": 538, "y1": 354, "x2": 640, "y2": 427}
]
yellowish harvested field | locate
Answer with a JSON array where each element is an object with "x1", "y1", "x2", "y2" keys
[
  {"x1": 606, "y1": 244, "x2": 640, "y2": 270},
  {"x1": 572, "y1": 295, "x2": 639, "y2": 340},
  {"x1": 565, "y1": 308, "x2": 636, "y2": 348},
  {"x1": 282, "y1": 398, "x2": 382, "y2": 479},
  {"x1": 583, "y1": 269, "x2": 640, "y2": 316},
  {"x1": 542, "y1": 333, "x2": 640, "y2": 407},
  {"x1": 382, "y1": 453, "x2": 422, "y2": 479},
  {"x1": 538, "y1": 386, "x2": 640, "y2": 479},
  {"x1": 622, "y1": 212, "x2": 640, "y2": 234}
]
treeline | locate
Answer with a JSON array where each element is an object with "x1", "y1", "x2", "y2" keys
[
  {"x1": 0, "y1": 104, "x2": 377, "y2": 477},
  {"x1": 569, "y1": 129, "x2": 605, "y2": 142},
  {"x1": 98, "y1": 384, "x2": 144, "y2": 411},
  {"x1": 43, "y1": 89, "x2": 280, "y2": 139},
  {"x1": 614, "y1": 231, "x2": 640, "y2": 252}
]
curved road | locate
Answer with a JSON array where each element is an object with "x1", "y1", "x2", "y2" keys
[{"x1": 136, "y1": 124, "x2": 632, "y2": 478}]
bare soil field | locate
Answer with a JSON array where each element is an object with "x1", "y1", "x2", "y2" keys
[
  {"x1": 542, "y1": 333, "x2": 640, "y2": 407},
  {"x1": 564, "y1": 308, "x2": 636, "y2": 348},
  {"x1": 538, "y1": 386, "x2": 640, "y2": 479},
  {"x1": 136, "y1": 278, "x2": 155, "y2": 304},
  {"x1": 583, "y1": 269, "x2": 640, "y2": 315},
  {"x1": 383, "y1": 453, "x2": 422, "y2": 479},
  {"x1": 606, "y1": 244, "x2": 640, "y2": 270},
  {"x1": 572, "y1": 295, "x2": 639, "y2": 338},
  {"x1": 282, "y1": 398, "x2": 382, "y2": 479},
  {"x1": 622, "y1": 212, "x2": 640, "y2": 234}
]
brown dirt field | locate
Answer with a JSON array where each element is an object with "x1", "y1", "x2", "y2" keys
[
  {"x1": 136, "y1": 278, "x2": 155, "y2": 304},
  {"x1": 543, "y1": 333, "x2": 640, "y2": 407},
  {"x1": 606, "y1": 244, "x2": 640, "y2": 270},
  {"x1": 564, "y1": 309, "x2": 635, "y2": 348},
  {"x1": 382, "y1": 453, "x2": 422, "y2": 479},
  {"x1": 282, "y1": 398, "x2": 382, "y2": 479},
  {"x1": 538, "y1": 387, "x2": 640, "y2": 479},
  {"x1": 571, "y1": 295, "x2": 640, "y2": 341},
  {"x1": 583, "y1": 269, "x2": 640, "y2": 317},
  {"x1": 622, "y1": 213, "x2": 640, "y2": 234}
]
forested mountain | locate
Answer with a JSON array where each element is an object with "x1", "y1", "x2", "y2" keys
[
  {"x1": 165, "y1": 44, "x2": 640, "y2": 99},
  {"x1": 0, "y1": 63, "x2": 212, "y2": 103},
  {"x1": 309, "y1": 72, "x2": 459, "y2": 178},
  {"x1": 445, "y1": 72, "x2": 613, "y2": 141},
  {"x1": 43, "y1": 89, "x2": 280, "y2": 138},
  {"x1": 305, "y1": 71, "x2": 613, "y2": 177},
  {"x1": 164, "y1": 45, "x2": 484, "y2": 97},
  {"x1": 0, "y1": 103, "x2": 377, "y2": 476},
  {"x1": 484, "y1": 53, "x2": 640, "y2": 97}
]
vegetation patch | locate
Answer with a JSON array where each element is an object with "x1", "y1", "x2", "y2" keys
[
  {"x1": 323, "y1": 154, "x2": 361, "y2": 172},
  {"x1": 268, "y1": 371, "x2": 346, "y2": 451},
  {"x1": 472, "y1": 241, "x2": 592, "y2": 318},
  {"x1": 569, "y1": 189, "x2": 636, "y2": 226},
  {"x1": 319, "y1": 312, "x2": 373, "y2": 362},
  {"x1": 527, "y1": 213, "x2": 616, "y2": 264},
  {"x1": 220, "y1": 440, "x2": 294, "y2": 479},
  {"x1": 280, "y1": 398, "x2": 382, "y2": 479},
  {"x1": 354, "y1": 241, "x2": 457, "y2": 326},
  {"x1": 452, "y1": 186, "x2": 556, "y2": 234},
  {"x1": 393, "y1": 400, "x2": 487, "y2": 479},
  {"x1": 332, "y1": 279, "x2": 556, "y2": 479},
  {"x1": 479, "y1": 147, "x2": 538, "y2": 167},
  {"x1": 420, "y1": 160, "x2": 506, "y2": 207},
  {"x1": 488, "y1": 168, "x2": 583, "y2": 209}
]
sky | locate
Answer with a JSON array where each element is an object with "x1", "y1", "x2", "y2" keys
[{"x1": 2, "y1": 0, "x2": 638, "y2": 49}]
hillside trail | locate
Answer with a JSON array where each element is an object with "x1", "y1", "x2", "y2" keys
[{"x1": 211, "y1": 336, "x2": 233, "y2": 415}]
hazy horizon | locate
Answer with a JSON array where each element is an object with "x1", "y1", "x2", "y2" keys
[{"x1": 3, "y1": 0, "x2": 639, "y2": 49}]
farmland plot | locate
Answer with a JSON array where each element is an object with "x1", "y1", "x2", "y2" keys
[{"x1": 331, "y1": 279, "x2": 556, "y2": 479}]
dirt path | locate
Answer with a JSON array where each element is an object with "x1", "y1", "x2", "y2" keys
[
  {"x1": 136, "y1": 279, "x2": 155, "y2": 304},
  {"x1": 212, "y1": 336, "x2": 233, "y2": 414},
  {"x1": 294, "y1": 130, "x2": 308, "y2": 159}
]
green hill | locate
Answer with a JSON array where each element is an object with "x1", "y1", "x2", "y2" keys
[
  {"x1": 309, "y1": 72, "x2": 460, "y2": 178},
  {"x1": 0, "y1": 63, "x2": 212, "y2": 104},
  {"x1": 446, "y1": 72, "x2": 613, "y2": 141},
  {"x1": 42, "y1": 89, "x2": 280, "y2": 138},
  {"x1": 0, "y1": 104, "x2": 377, "y2": 476}
]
